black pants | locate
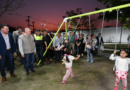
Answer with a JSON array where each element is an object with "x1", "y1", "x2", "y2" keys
[
  {"x1": 55, "y1": 51, "x2": 61, "y2": 62},
  {"x1": 50, "y1": 49, "x2": 54, "y2": 59},
  {"x1": 36, "y1": 46, "x2": 44, "y2": 64},
  {"x1": 82, "y1": 43, "x2": 85, "y2": 54},
  {"x1": 78, "y1": 45, "x2": 83, "y2": 55},
  {"x1": 44, "y1": 48, "x2": 50, "y2": 60}
]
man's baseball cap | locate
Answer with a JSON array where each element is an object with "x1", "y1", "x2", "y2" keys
[{"x1": 35, "y1": 29, "x2": 40, "y2": 32}]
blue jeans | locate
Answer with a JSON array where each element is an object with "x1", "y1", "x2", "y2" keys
[
  {"x1": 0, "y1": 50, "x2": 14, "y2": 77},
  {"x1": 55, "y1": 50, "x2": 61, "y2": 62},
  {"x1": 36, "y1": 46, "x2": 44, "y2": 64},
  {"x1": 24, "y1": 53, "x2": 34, "y2": 72},
  {"x1": 97, "y1": 44, "x2": 100, "y2": 53},
  {"x1": 86, "y1": 48, "x2": 93, "y2": 63}
]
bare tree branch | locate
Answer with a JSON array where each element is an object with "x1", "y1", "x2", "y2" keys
[{"x1": 0, "y1": 0, "x2": 25, "y2": 17}]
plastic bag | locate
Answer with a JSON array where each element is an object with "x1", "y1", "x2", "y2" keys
[{"x1": 100, "y1": 45, "x2": 104, "y2": 51}]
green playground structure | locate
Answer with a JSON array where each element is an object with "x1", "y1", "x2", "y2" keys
[{"x1": 37, "y1": 3, "x2": 130, "y2": 65}]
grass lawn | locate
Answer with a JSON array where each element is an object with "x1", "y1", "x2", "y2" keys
[
  {"x1": 0, "y1": 55, "x2": 130, "y2": 90},
  {"x1": 104, "y1": 44, "x2": 128, "y2": 49},
  {"x1": 102, "y1": 50, "x2": 113, "y2": 54}
]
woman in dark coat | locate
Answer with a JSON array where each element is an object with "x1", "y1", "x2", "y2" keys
[{"x1": 77, "y1": 34, "x2": 84, "y2": 56}]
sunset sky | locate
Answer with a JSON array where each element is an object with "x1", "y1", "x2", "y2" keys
[{"x1": 0, "y1": 0, "x2": 118, "y2": 31}]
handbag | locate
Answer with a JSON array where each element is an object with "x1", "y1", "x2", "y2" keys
[
  {"x1": 90, "y1": 48, "x2": 98, "y2": 55},
  {"x1": 86, "y1": 45, "x2": 91, "y2": 49}
]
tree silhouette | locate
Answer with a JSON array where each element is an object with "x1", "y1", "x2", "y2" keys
[
  {"x1": 63, "y1": 8, "x2": 101, "y2": 33},
  {"x1": 95, "y1": 0, "x2": 130, "y2": 29},
  {"x1": 0, "y1": 0, "x2": 25, "y2": 17}
]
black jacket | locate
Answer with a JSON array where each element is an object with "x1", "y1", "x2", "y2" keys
[
  {"x1": 96, "y1": 36, "x2": 104, "y2": 45},
  {"x1": 43, "y1": 35, "x2": 51, "y2": 48}
]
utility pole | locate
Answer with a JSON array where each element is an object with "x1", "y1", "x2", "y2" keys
[
  {"x1": 32, "y1": 21, "x2": 35, "y2": 32},
  {"x1": 25, "y1": 16, "x2": 35, "y2": 32},
  {"x1": 25, "y1": 16, "x2": 30, "y2": 27}
]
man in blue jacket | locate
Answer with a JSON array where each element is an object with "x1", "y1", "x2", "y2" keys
[{"x1": 0, "y1": 24, "x2": 17, "y2": 82}]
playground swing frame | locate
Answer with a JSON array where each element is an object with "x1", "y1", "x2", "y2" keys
[{"x1": 37, "y1": 3, "x2": 130, "y2": 65}]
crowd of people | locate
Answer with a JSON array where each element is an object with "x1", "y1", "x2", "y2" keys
[
  {"x1": 1, "y1": 23, "x2": 130, "y2": 90},
  {"x1": 0, "y1": 24, "x2": 104, "y2": 82}
]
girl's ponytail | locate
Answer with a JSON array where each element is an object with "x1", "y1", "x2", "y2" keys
[
  {"x1": 66, "y1": 55, "x2": 70, "y2": 63},
  {"x1": 64, "y1": 49, "x2": 71, "y2": 63}
]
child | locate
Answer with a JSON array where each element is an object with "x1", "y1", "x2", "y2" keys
[
  {"x1": 62, "y1": 49, "x2": 80, "y2": 84},
  {"x1": 109, "y1": 49, "x2": 130, "y2": 90}
]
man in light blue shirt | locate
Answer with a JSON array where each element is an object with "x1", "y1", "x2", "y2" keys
[{"x1": 53, "y1": 32, "x2": 63, "y2": 62}]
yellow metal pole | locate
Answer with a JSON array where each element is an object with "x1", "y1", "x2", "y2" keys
[
  {"x1": 67, "y1": 3, "x2": 130, "y2": 19},
  {"x1": 37, "y1": 21, "x2": 65, "y2": 65},
  {"x1": 65, "y1": 22, "x2": 68, "y2": 39}
]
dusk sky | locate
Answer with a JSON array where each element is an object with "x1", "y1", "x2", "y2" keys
[{"x1": 0, "y1": 0, "x2": 117, "y2": 31}]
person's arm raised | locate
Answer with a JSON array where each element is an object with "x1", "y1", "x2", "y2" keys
[
  {"x1": 74, "y1": 55, "x2": 80, "y2": 60},
  {"x1": 109, "y1": 50, "x2": 117, "y2": 60}
]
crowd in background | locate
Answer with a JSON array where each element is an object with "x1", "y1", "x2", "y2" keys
[{"x1": 0, "y1": 23, "x2": 104, "y2": 82}]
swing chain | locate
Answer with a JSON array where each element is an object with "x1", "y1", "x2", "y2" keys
[
  {"x1": 115, "y1": 9, "x2": 119, "y2": 50},
  {"x1": 74, "y1": 17, "x2": 82, "y2": 32},
  {"x1": 101, "y1": 12, "x2": 105, "y2": 35},
  {"x1": 89, "y1": 15, "x2": 91, "y2": 36}
]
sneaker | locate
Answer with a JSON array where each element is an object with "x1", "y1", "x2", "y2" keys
[
  {"x1": 114, "y1": 86, "x2": 118, "y2": 90},
  {"x1": 71, "y1": 75, "x2": 75, "y2": 78},
  {"x1": 62, "y1": 81, "x2": 67, "y2": 84}
]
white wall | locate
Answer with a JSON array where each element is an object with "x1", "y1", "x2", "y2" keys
[
  {"x1": 60, "y1": 27, "x2": 130, "y2": 43},
  {"x1": 93, "y1": 27, "x2": 130, "y2": 43}
]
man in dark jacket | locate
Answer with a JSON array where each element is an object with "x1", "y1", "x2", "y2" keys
[
  {"x1": 43, "y1": 30, "x2": 51, "y2": 63},
  {"x1": 96, "y1": 33, "x2": 104, "y2": 53},
  {"x1": 0, "y1": 24, "x2": 17, "y2": 82},
  {"x1": 49, "y1": 31, "x2": 55, "y2": 60}
]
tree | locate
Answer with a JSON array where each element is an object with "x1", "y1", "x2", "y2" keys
[
  {"x1": 0, "y1": 0, "x2": 25, "y2": 17},
  {"x1": 63, "y1": 8, "x2": 101, "y2": 34},
  {"x1": 63, "y1": 8, "x2": 83, "y2": 34},
  {"x1": 95, "y1": 0, "x2": 130, "y2": 29}
]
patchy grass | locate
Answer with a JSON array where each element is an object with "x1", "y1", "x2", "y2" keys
[
  {"x1": 104, "y1": 44, "x2": 127, "y2": 49},
  {"x1": 0, "y1": 55, "x2": 130, "y2": 90}
]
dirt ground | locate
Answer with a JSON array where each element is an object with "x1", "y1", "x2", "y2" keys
[{"x1": 0, "y1": 54, "x2": 130, "y2": 90}]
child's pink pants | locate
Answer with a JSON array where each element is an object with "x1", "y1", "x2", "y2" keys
[
  {"x1": 62, "y1": 66, "x2": 74, "y2": 81},
  {"x1": 115, "y1": 70, "x2": 127, "y2": 89}
]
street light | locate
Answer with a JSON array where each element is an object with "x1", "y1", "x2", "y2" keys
[
  {"x1": 120, "y1": 11, "x2": 122, "y2": 13},
  {"x1": 40, "y1": 23, "x2": 43, "y2": 31},
  {"x1": 40, "y1": 23, "x2": 46, "y2": 31}
]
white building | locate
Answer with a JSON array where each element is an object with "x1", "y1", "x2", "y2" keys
[{"x1": 60, "y1": 27, "x2": 130, "y2": 43}]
